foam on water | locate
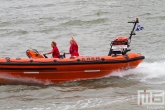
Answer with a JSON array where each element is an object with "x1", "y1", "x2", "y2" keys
[
  {"x1": 49, "y1": 95, "x2": 135, "y2": 110},
  {"x1": 0, "y1": 73, "x2": 53, "y2": 85},
  {"x1": 110, "y1": 61, "x2": 165, "y2": 84}
]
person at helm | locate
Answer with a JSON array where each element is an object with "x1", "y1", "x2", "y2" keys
[{"x1": 44, "y1": 41, "x2": 60, "y2": 58}]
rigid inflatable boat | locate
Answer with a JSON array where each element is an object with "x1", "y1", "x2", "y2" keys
[{"x1": 0, "y1": 18, "x2": 144, "y2": 85}]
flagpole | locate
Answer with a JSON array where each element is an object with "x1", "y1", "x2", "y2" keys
[{"x1": 127, "y1": 18, "x2": 139, "y2": 46}]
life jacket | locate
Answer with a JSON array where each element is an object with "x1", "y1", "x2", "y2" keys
[
  {"x1": 70, "y1": 43, "x2": 79, "y2": 56},
  {"x1": 52, "y1": 46, "x2": 60, "y2": 58}
]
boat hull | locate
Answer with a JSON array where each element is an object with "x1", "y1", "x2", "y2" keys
[{"x1": 0, "y1": 53, "x2": 144, "y2": 85}]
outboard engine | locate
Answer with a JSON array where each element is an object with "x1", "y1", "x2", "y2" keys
[{"x1": 108, "y1": 36, "x2": 130, "y2": 56}]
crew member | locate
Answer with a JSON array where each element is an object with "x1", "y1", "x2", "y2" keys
[
  {"x1": 65, "y1": 35, "x2": 79, "y2": 57},
  {"x1": 44, "y1": 41, "x2": 60, "y2": 58}
]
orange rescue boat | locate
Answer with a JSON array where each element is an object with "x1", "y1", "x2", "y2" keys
[{"x1": 0, "y1": 18, "x2": 145, "y2": 85}]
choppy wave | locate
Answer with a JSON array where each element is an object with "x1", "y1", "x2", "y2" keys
[
  {"x1": 60, "y1": 18, "x2": 108, "y2": 26},
  {"x1": 110, "y1": 61, "x2": 165, "y2": 84}
]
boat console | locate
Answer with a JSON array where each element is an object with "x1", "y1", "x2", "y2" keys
[
  {"x1": 26, "y1": 49, "x2": 65, "y2": 58},
  {"x1": 26, "y1": 49, "x2": 45, "y2": 58}
]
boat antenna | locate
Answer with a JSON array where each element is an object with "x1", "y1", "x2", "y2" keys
[{"x1": 127, "y1": 18, "x2": 139, "y2": 46}]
